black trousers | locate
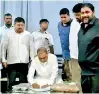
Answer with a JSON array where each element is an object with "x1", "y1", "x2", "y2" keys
[
  {"x1": 81, "y1": 74, "x2": 99, "y2": 93},
  {"x1": 1, "y1": 67, "x2": 7, "y2": 78},
  {"x1": 7, "y1": 63, "x2": 28, "y2": 90}
]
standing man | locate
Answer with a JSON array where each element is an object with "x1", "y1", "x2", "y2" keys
[
  {"x1": 0, "y1": 42, "x2": 2, "y2": 78},
  {"x1": 69, "y1": 3, "x2": 82, "y2": 91},
  {"x1": 58, "y1": 8, "x2": 72, "y2": 81},
  {"x1": 0, "y1": 13, "x2": 13, "y2": 78},
  {"x1": 1, "y1": 17, "x2": 34, "y2": 90},
  {"x1": 78, "y1": 3, "x2": 99, "y2": 93},
  {"x1": 32, "y1": 19, "x2": 54, "y2": 56}
]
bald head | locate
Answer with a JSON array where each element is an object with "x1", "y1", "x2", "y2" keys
[
  {"x1": 37, "y1": 47, "x2": 48, "y2": 54},
  {"x1": 37, "y1": 47, "x2": 48, "y2": 63}
]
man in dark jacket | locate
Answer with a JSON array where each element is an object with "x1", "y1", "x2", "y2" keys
[{"x1": 78, "y1": 3, "x2": 99, "y2": 93}]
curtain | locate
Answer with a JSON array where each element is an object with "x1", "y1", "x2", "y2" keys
[{"x1": 2, "y1": 1, "x2": 99, "y2": 54}]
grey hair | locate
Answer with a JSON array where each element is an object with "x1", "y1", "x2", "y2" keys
[{"x1": 37, "y1": 47, "x2": 48, "y2": 54}]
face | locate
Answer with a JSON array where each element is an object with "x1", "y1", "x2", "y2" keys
[
  {"x1": 4, "y1": 16, "x2": 12, "y2": 27},
  {"x1": 74, "y1": 12, "x2": 81, "y2": 22},
  {"x1": 38, "y1": 51, "x2": 48, "y2": 63},
  {"x1": 14, "y1": 22, "x2": 25, "y2": 33},
  {"x1": 81, "y1": 6, "x2": 95, "y2": 24},
  {"x1": 60, "y1": 14, "x2": 70, "y2": 24},
  {"x1": 40, "y1": 22, "x2": 49, "y2": 31}
]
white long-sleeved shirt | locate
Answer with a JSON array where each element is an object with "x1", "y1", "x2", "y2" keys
[
  {"x1": 69, "y1": 19, "x2": 81, "y2": 59},
  {"x1": 27, "y1": 53, "x2": 58, "y2": 86},
  {"x1": 0, "y1": 43, "x2": 2, "y2": 70},
  {"x1": 32, "y1": 30, "x2": 54, "y2": 55},
  {"x1": 1, "y1": 30, "x2": 34, "y2": 64},
  {"x1": 0, "y1": 25, "x2": 13, "y2": 68}
]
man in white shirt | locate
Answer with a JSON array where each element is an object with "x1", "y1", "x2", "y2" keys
[
  {"x1": 32, "y1": 19, "x2": 54, "y2": 56},
  {"x1": 69, "y1": 3, "x2": 82, "y2": 92},
  {"x1": 27, "y1": 47, "x2": 58, "y2": 88},
  {"x1": 0, "y1": 13, "x2": 13, "y2": 78},
  {"x1": 0, "y1": 43, "x2": 1, "y2": 77},
  {"x1": 0, "y1": 13, "x2": 13, "y2": 41},
  {"x1": 1, "y1": 17, "x2": 34, "y2": 90}
]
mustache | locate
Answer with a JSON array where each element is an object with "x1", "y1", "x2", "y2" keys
[
  {"x1": 7, "y1": 21, "x2": 11, "y2": 23},
  {"x1": 18, "y1": 28, "x2": 23, "y2": 29},
  {"x1": 43, "y1": 28, "x2": 47, "y2": 31},
  {"x1": 82, "y1": 17, "x2": 89, "y2": 19}
]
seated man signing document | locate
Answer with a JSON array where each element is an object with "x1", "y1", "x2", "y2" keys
[{"x1": 27, "y1": 47, "x2": 58, "y2": 88}]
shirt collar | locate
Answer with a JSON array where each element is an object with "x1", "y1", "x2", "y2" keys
[
  {"x1": 61, "y1": 19, "x2": 72, "y2": 27},
  {"x1": 41, "y1": 62, "x2": 47, "y2": 66},
  {"x1": 89, "y1": 16, "x2": 96, "y2": 25},
  {"x1": 81, "y1": 16, "x2": 96, "y2": 27},
  {"x1": 81, "y1": 17, "x2": 96, "y2": 34},
  {"x1": 4, "y1": 25, "x2": 13, "y2": 29},
  {"x1": 38, "y1": 29, "x2": 47, "y2": 34}
]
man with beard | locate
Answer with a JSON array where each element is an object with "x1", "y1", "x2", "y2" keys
[
  {"x1": 1, "y1": 17, "x2": 34, "y2": 90},
  {"x1": 69, "y1": 3, "x2": 83, "y2": 92},
  {"x1": 0, "y1": 13, "x2": 13, "y2": 41},
  {"x1": 0, "y1": 13, "x2": 13, "y2": 79},
  {"x1": 32, "y1": 19, "x2": 54, "y2": 56},
  {"x1": 78, "y1": 3, "x2": 99, "y2": 93}
]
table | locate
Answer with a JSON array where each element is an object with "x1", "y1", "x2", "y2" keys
[
  {"x1": 0, "y1": 78, "x2": 79, "y2": 94},
  {"x1": 6, "y1": 83, "x2": 79, "y2": 94}
]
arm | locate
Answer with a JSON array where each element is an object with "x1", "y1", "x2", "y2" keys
[
  {"x1": 27, "y1": 59, "x2": 40, "y2": 88},
  {"x1": 49, "y1": 46, "x2": 54, "y2": 54},
  {"x1": 47, "y1": 55, "x2": 58, "y2": 85},
  {"x1": 27, "y1": 59, "x2": 36, "y2": 85},
  {"x1": 0, "y1": 43, "x2": 3, "y2": 70},
  {"x1": 1, "y1": 33, "x2": 9, "y2": 67},
  {"x1": 49, "y1": 35, "x2": 54, "y2": 54},
  {"x1": 0, "y1": 29, "x2": 2, "y2": 63},
  {"x1": 0, "y1": 30, "x2": 3, "y2": 69},
  {"x1": 0, "y1": 42, "x2": 1, "y2": 63},
  {"x1": 29, "y1": 34, "x2": 35, "y2": 60}
]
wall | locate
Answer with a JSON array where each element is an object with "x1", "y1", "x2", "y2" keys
[{"x1": 0, "y1": 0, "x2": 99, "y2": 54}]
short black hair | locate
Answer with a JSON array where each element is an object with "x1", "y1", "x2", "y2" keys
[
  {"x1": 72, "y1": 3, "x2": 83, "y2": 13},
  {"x1": 39, "y1": 19, "x2": 49, "y2": 24},
  {"x1": 81, "y1": 3, "x2": 94, "y2": 12},
  {"x1": 14, "y1": 17, "x2": 25, "y2": 24},
  {"x1": 59, "y1": 8, "x2": 69, "y2": 15},
  {"x1": 4, "y1": 13, "x2": 12, "y2": 17}
]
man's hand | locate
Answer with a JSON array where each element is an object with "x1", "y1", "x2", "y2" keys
[
  {"x1": 2, "y1": 62, "x2": 8, "y2": 68},
  {"x1": 41, "y1": 84, "x2": 50, "y2": 88},
  {"x1": 32, "y1": 83, "x2": 40, "y2": 89}
]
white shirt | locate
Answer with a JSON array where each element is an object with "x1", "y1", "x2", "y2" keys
[
  {"x1": 27, "y1": 53, "x2": 58, "y2": 86},
  {"x1": 32, "y1": 30, "x2": 54, "y2": 55},
  {"x1": 69, "y1": 19, "x2": 81, "y2": 59},
  {"x1": 0, "y1": 43, "x2": 1, "y2": 62},
  {"x1": 0, "y1": 25, "x2": 13, "y2": 69},
  {"x1": 0, "y1": 43, "x2": 2, "y2": 70},
  {"x1": 1, "y1": 30, "x2": 34, "y2": 64},
  {"x1": 0, "y1": 25, "x2": 14, "y2": 42}
]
